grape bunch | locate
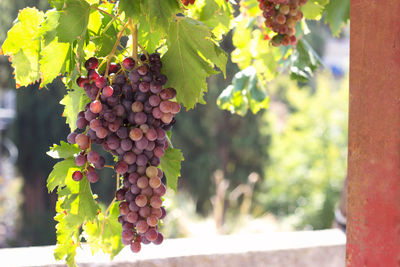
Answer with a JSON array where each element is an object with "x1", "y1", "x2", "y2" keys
[
  {"x1": 181, "y1": 0, "x2": 195, "y2": 5},
  {"x1": 258, "y1": 0, "x2": 307, "y2": 46},
  {"x1": 67, "y1": 52, "x2": 180, "y2": 252}
]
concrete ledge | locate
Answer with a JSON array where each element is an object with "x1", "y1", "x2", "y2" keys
[{"x1": 0, "y1": 229, "x2": 346, "y2": 267}]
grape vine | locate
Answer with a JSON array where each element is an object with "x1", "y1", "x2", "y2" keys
[{"x1": 0, "y1": 0, "x2": 349, "y2": 265}]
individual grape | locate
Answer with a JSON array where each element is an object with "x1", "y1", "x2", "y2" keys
[
  {"x1": 149, "y1": 177, "x2": 161, "y2": 189},
  {"x1": 96, "y1": 127, "x2": 108, "y2": 139},
  {"x1": 170, "y1": 102, "x2": 181, "y2": 114},
  {"x1": 137, "y1": 176, "x2": 149, "y2": 189},
  {"x1": 146, "y1": 215, "x2": 158, "y2": 228},
  {"x1": 145, "y1": 166, "x2": 158, "y2": 178},
  {"x1": 141, "y1": 186, "x2": 153, "y2": 197},
  {"x1": 72, "y1": 171, "x2": 83, "y2": 182},
  {"x1": 136, "y1": 154, "x2": 148, "y2": 166},
  {"x1": 153, "y1": 184, "x2": 166, "y2": 197},
  {"x1": 75, "y1": 134, "x2": 90, "y2": 150},
  {"x1": 129, "y1": 128, "x2": 143, "y2": 141},
  {"x1": 153, "y1": 233, "x2": 163, "y2": 245},
  {"x1": 123, "y1": 57, "x2": 135, "y2": 70},
  {"x1": 135, "y1": 138, "x2": 149, "y2": 151},
  {"x1": 137, "y1": 65, "x2": 148, "y2": 76},
  {"x1": 102, "y1": 86, "x2": 114, "y2": 98},
  {"x1": 87, "y1": 151, "x2": 100, "y2": 164},
  {"x1": 130, "y1": 242, "x2": 141, "y2": 253},
  {"x1": 90, "y1": 100, "x2": 103, "y2": 114},
  {"x1": 136, "y1": 220, "x2": 149, "y2": 234},
  {"x1": 135, "y1": 112, "x2": 147, "y2": 125},
  {"x1": 122, "y1": 229, "x2": 134, "y2": 241},
  {"x1": 122, "y1": 222, "x2": 134, "y2": 230},
  {"x1": 128, "y1": 172, "x2": 139, "y2": 184},
  {"x1": 145, "y1": 128, "x2": 157, "y2": 141},
  {"x1": 135, "y1": 195, "x2": 147, "y2": 207},
  {"x1": 75, "y1": 154, "x2": 87, "y2": 166},
  {"x1": 86, "y1": 167, "x2": 99, "y2": 183},
  {"x1": 151, "y1": 208, "x2": 162, "y2": 218},
  {"x1": 115, "y1": 161, "x2": 129, "y2": 174},
  {"x1": 154, "y1": 146, "x2": 165, "y2": 158},
  {"x1": 160, "y1": 207, "x2": 166, "y2": 220},
  {"x1": 85, "y1": 57, "x2": 99, "y2": 70},
  {"x1": 123, "y1": 151, "x2": 136, "y2": 165},
  {"x1": 116, "y1": 189, "x2": 126, "y2": 201},
  {"x1": 67, "y1": 132, "x2": 78, "y2": 144},
  {"x1": 126, "y1": 212, "x2": 138, "y2": 223},
  {"x1": 77, "y1": 76, "x2": 89, "y2": 88},
  {"x1": 150, "y1": 156, "x2": 161, "y2": 167},
  {"x1": 145, "y1": 228, "x2": 158, "y2": 242},
  {"x1": 121, "y1": 139, "x2": 133, "y2": 151},
  {"x1": 119, "y1": 202, "x2": 130, "y2": 215},
  {"x1": 139, "y1": 206, "x2": 151, "y2": 218},
  {"x1": 131, "y1": 101, "x2": 143, "y2": 113},
  {"x1": 90, "y1": 119, "x2": 102, "y2": 131},
  {"x1": 145, "y1": 141, "x2": 155, "y2": 152},
  {"x1": 109, "y1": 63, "x2": 121, "y2": 73},
  {"x1": 95, "y1": 76, "x2": 108, "y2": 88},
  {"x1": 129, "y1": 200, "x2": 140, "y2": 212},
  {"x1": 150, "y1": 196, "x2": 162, "y2": 209}
]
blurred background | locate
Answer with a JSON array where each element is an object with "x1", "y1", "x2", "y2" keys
[{"x1": 0, "y1": 0, "x2": 348, "y2": 247}]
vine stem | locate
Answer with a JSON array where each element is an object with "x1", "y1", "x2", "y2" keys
[
  {"x1": 91, "y1": 6, "x2": 124, "y2": 24},
  {"x1": 128, "y1": 18, "x2": 138, "y2": 62},
  {"x1": 95, "y1": 22, "x2": 129, "y2": 101},
  {"x1": 104, "y1": 22, "x2": 129, "y2": 78}
]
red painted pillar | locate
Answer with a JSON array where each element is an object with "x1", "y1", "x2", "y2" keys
[{"x1": 347, "y1": 1, "x2": 400, "y2": 266}]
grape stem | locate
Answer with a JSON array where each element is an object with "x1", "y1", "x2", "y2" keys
[
  {"x1": 104, "y1": 22, "x2": 129, "y2": 78},
  {"x1": 91, "y1": 6, "x2": 124, "y2": 24},
  {"x1": 104, "y1": 164, "x2": 114, "y2": 169},
  {"x1": 128, "y1": 19, "x2": 138, "y2": 62},
  {"x1": 138, "y1": 44, "x2": 149, "y2": 62},
  {"x1": 99, "y1": 198, "x2": 116, "y2": 241}
]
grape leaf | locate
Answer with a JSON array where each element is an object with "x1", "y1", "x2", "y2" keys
[
  {"x1": 47, "y1": 141, "x2": 81, "y2": 159},
  {"x1": 163, "y1": 17, "x2": 227, "y2": 109},
  {"x1": 40, "y1": 40, "x2": 71, "y2": 86},
  {"x1": 137, "y1": 15, "x2": 164, "y2": 53},
  {"x1": 53, "y1": 177, "x2": 99, "y2": 267},
  {"x1": 1, "y1": 8, "x2": 45, "y2": 88},
  {"x1": 83, "y1": 202, "x2": 123, "y2": 258},
  {"x1": 47, "y1": 158, "x2": 79, "y2": 192},
  {"x1": 160, "y1": 147, "x2": 184, "y2": 192},
  {"x1": 60, "y1": 85, "x2": 90, "y2": 132},
  {"x1": 196, "y1": 0, "x2": 233, "y2": 39},
  {"x1": 49, "y1": 0, "x2": 65, "y2": 10},
  {"x1": 141, "y1": 0, "x2": 181, "y2": 35},
  {"x1": 217, "y1": 67, "x2": 269, "y2": 115},
  {"x1": 302, "y1": 1, "x2": 326, "y2": 20},
  {"x1": 290, "y1": 39, "x2": 322, "y2": 82},
  {"x1": 118, "y1": 0, "x2": 141, "y2": 22},
  {"x1": 56, "y1": 0, "x2": 91, "y2": 43},
  {"x1": 324, "y1": 0, "x2": 350, "y2": 37}
]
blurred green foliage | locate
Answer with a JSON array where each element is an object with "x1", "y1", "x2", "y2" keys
[{"x1": 257, "y1": 72, "x2": 348, "y2": 229}]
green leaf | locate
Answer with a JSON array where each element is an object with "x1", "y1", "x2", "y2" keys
[
  {"x1": 47, "y1": 158, "x2": 79, "y2": 192},
  {"x1": 47, "y1": 141, "x2": 81, "y2": 159},
  {"x1": 324, "y1": 0, "x2": 350, "y2": 36},
  {"x1": 302, "y1": 1, "x2": 327, "y2": 20},
  {"x1": 137, "y1": 15, "x2": 163, "y2": 53},
  {"x1": 289, "y1": 39, "x2": 322, "y2": 82},
  {"x1": 53, "y1": 178, "x2": 99, "y2": 266},
  {"x1": 40, "y1": 40, "x2": 71, "y2": 86},
  {"x1": 60, "y1": 85, "x2": 90, "y2": 132},
  {"x1": 49, "y1": 0, "x2": 65, "y2": 10},
  {"x1": 141, "y1": 0, "x2": 181, "y2": 35},
  {"x1": 118, "y1": 0, "x2": 141, "y2": 22},
  {"x1": 83, "y1": 202, "x2": 123, "y2": 258},
  {"x1": 160, "y1": 147, "x2": 184, "y2": 192},
  {"x1": 1, "y1": 7, "x2": 44, "y2": 87},
  {"x1": 163, "y1": 17, "x2": 227, "y2": 109},
  {"x1": 56, "y1": 0, "x2": 91, "y2": 42},
  {"x1": 217, "y1": 67, "x2": 269, "y2": 115},
  {"x1": 195, "y1": 0, "x2": 233, "y2": 39}
]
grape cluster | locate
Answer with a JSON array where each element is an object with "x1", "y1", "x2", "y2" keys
[
  {"x1": 67, "y1": 52, "x2": 180, "y2": 252},
  {"x1": 181, "y1": 0, "x2": 195, "y2": 6},
  {"x1": 258, "y1": 0, "x2": 307, "y2": 46}
]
